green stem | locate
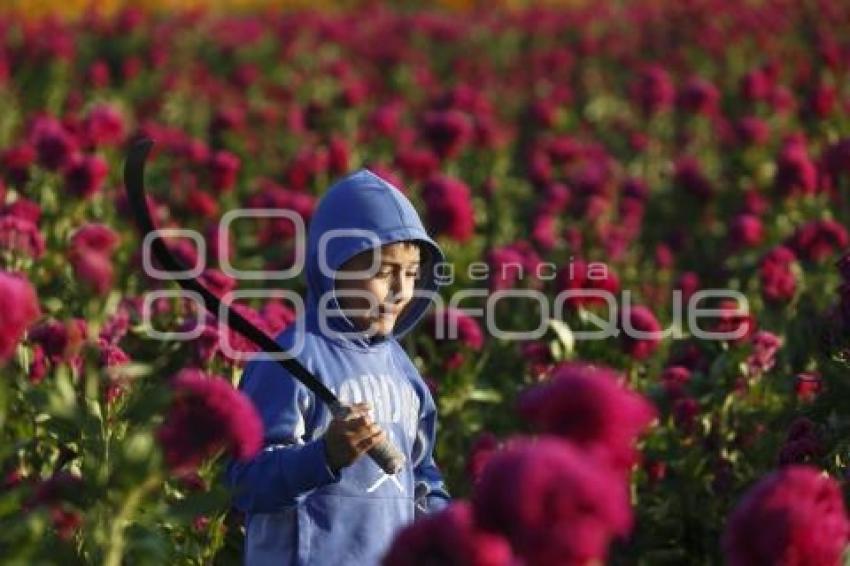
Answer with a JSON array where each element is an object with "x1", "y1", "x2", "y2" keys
[{"x1": 104, "y1": 472, "x2": 163, "y2": 566}]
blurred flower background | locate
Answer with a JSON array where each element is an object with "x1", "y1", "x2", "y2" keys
[{"x1": 1, "y1": 0, "x2": 850, "y2": 564}]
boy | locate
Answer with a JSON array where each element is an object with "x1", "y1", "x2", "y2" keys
[{"x1": 225, "y1": 169, "x2": 452, "y2": 565}]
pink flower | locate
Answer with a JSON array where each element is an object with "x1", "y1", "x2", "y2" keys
[
  {"x1": 660, "y1": 365, "x2": 691, "y2": 399},
  {"x1": 425, "y1": 307, "x2": 484, "y2": 370},
  {"x1": 157, "y1": 369, "x2": 264, "y2": 473},
  {"x1": 775, "y1": 136, "x2": 818, "y2": 197},
  {"x1": 711, "y1": 299, "x2": 756, "y2": 344},
  {"x1": 472, "y1": 436, "x2": 633, "y2": 566},
  {"x1": 382, "y1": 501, "x2": 514, "y2": 566},
  {"x1": 394, "y1": 147, "x2": 439, "y2": 182},
  {"x1": 486, "y1": 245, "x2": 526, "y2": 292},
  {"x1": 84, "y1": 104, "x2": 125, "y2": 147},
  {"x1": 29, "y1": 116, "x2": 77, "y2": 171},
  {"x1": 631, "y1": 65, "x2": 675, "y2": 115},
  {"x1": 760, "y1": 246, "x2": 798, "y2": 305},
  {"x1": 64, "y1": 154, "x2": 109, "y2": 198},
  {"x1": 1, "y1": 144, "x2": 35, "y2": 187},
  {"x1": 29, "y1": 319, "x2": 87, "y2": 364},
  {"x1": 421, "y1": 110, "x2": 473, "y2": 160},
  {"x1": 674, "y1": 156, "x2": 714, "y2": 200},
  {"x1": 788, "y1": 219, "x2": 848, "y2": 262},
  {"x1": 620, "y1": 305, "x2": 662, "y2": 361},
  {"x1": 209, "y1": 150, "x2": 240, "y2": 193},
  {"x1": 0, "y1": 271, "x2": 41, "y2": 362},
  {"x1": 517, "y1": 362, "x2": 656, "y2": 474},
  {"x1": 722, "y1": 465, "x2": 849, "y2": 566},
  {"x1": 555, "y1": 259, "x2": 620, "y2": 310},
  {"x1": 466, "y1": 431, "x2": 500, "y2": 483},
  {"x1": 676, "y1": 76, "x2": 719, "y2": 115},
  {"x1": 0, "y1": 215, "x2": 45, "y2": 258},
  {"x1": 746, "y1": 331, "x2": 782, "y2": 375},
  {"x1": 421, "y1": 175, "x2": 475, "y2": 242},
  {"x1": 69, "y1": 223, "x2": 120, "y2": 295},
  {"x1": 728, "y1": 214, "x2": 764, "y2": 249}
]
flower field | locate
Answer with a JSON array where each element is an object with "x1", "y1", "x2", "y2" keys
[{"x1": 2, "y1": 1, "x2": 850, "y2": 564}]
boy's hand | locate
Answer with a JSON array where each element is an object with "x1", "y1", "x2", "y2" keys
[{"x1": 323, "y1": 402, "x2": 387, "y2": 474}]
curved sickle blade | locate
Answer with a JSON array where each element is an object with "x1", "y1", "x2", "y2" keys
[
  {"x1": 123, "y1": 138, "x2": 406, "y2": 474},
  {"x1": 122, "y1": 137, "x2": 338, "y2": 405}
]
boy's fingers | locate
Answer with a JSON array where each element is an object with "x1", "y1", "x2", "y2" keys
[{"x1": 355, "y1": 429, "x2": 386, "y2": 453}]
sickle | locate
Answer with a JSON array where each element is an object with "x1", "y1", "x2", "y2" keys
[{"x1": 123, "y1": 137, "x2": 405, "y2": 475}]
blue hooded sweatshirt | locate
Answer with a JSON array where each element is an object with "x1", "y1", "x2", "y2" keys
[{"x1": 225, "y1": 169, "x2": 451, "y2": 566}]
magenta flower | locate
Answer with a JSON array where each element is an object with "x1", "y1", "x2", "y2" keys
[
  {"x1": 0, "y1": 215, "x2": 45, "y2": 258},
  {"x1": 787, "y1": 219, "x2": 848, "y2": 262},
  {"x1": 64, "y1": 154, "x2": 109, "y2": 198},
  {"x1": 29, "y1": 116, "x2": 77, "y2": 171},
  {"x1": 472, "y1": 436, "x2": 633, "y2": 566},
  {"x1": 631, "y1": 64, "x2": 675, "y2": 116},
  {"x1": 746, "y1": 331, "x2": 782, "y2": 375},
  {"x1": 157, "y1": 369, "x2": 264, "y2": 473},
  {"x1": 0, "y1": 271, "x2": 41, "y2": 362},
  {"x1": 620, "y1": 304, "x2": 662, "y2": 361},
  {"x1": 382, "y1": 501, "x2": 514, "y2": 566},
  {"x1": 421, "y1": 174, "x2": 475, "y2": 242},
  {"x1": 83, "y1": 104, "x2": 125, "y2": 147},
  {"x1": 209, "y1": 150, "x2": 240, "y2": 193},
  {"x1": 517, "y1": 362, "x2": 656, "y2": 474},
  {"x1": 760, "y1": 246, "x2": 798, "y2": 305},
  {"x1": 775, "y1": 135, "x2": 818, "y2": 197},
  {"x1": 722, "y1": 465, "x2": 849, "y2": 566},
  {"x1": 421, "y1": 109, "x2": 473, "y2": 160},
  {"x1": 555, "y1": 259, "x2": 621, "y2": 310},
  {"x1": 69, "y1": 223, "x2": 120, "y2": 295}
]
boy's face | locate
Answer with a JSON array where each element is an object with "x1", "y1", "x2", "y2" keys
[{"x1": 335, "y1": 242, "x2": 421, "y2": 336}]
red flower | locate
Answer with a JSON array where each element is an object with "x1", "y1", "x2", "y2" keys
[
  {"x1": 722, "y1": 466, "x2": 849, "y2": 566},
  {"x1": 728, "y1": 214, "x2": 764, "y2": 249},
  {"x1": 620, "y1": 305, "x2": 662, "y2": 361},
  {"x1": 746, "y1": 331, "x2": 782, "y2": 375},
  {"x1": 466, "y1": 431, "x2": 500, "y2": 483},
  {"x1": 631, "y1": 65, "x2": 675, "y2": 115},
  {"x1": 517, "y1": 362, "x2": 656, "y2": 474},
  {"x1": 1, "y1": 144, "x2": 36, "y2": 187},
  {"x1": 788, "y1": 219, "x2": 848, "y2": 262},
  {"x1": 775, "y1": 135, "x2": 818, "y2": 197},
  {"x1": 84, "y1": 104, "x2": 125, "y2": 147},
  {"x1": 0, "y1": 271, "x2": 41, "y2": 362},
  {"x1": 64, "y1": 154, "x2": 109, "y2": 198},
  {"x1": 760, "y1": 246, "x2": 798, "y2": 305},
  {"x1": 69, "y1": 223, "x2": 120, "y2": 295},
  {"x1": 421, "y1": 175, "x2": 475, "y2": 242},
  {"x1": 676, "y1": 76, "x2": 719, "y2": 115},
  {"x1": 382, "y1": 501, "x2": 514, "y2": 566},
  {"x1": 556, "y1": 259, "x2": 620, "y2": 310},
  {"x1": 29, "y1": 116, "x2": 77, "y2": 171},
  {"x1": 156, "y1": 369, "x2": 263, "y2": 473},
  {"x1": 0, "y1": 215, "x2": 45, "y2": 258},
  {"x1": 794, "y1": 371, "x2": 823, "y2": 402},
  {"x1": 209, "y1": 150, "x2": 240, "y2": 193},
  {"x1": 472, "y1": 436, "x2": 632, "y2": 566},
  {"x1": 711, "y1": 299, "x2": 756, "y2": 344},
  {"x1": 421, "y1": 110, "x2": 473, "y2": 160},
  {"x1": 673, "y1": 156, "x2": 714, "y2": 200}
]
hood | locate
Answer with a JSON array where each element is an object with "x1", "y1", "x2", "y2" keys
[{"x1": 304, "y1": 168, "x2": 445, "y2": 350}]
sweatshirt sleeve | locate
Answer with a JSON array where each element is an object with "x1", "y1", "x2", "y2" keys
[
  {"x1": 411, "y1": 382, "x2": 452, "y2": 518},
  {"x1": 225, "y1": 356, "x2": 342, "y2": 514}
]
